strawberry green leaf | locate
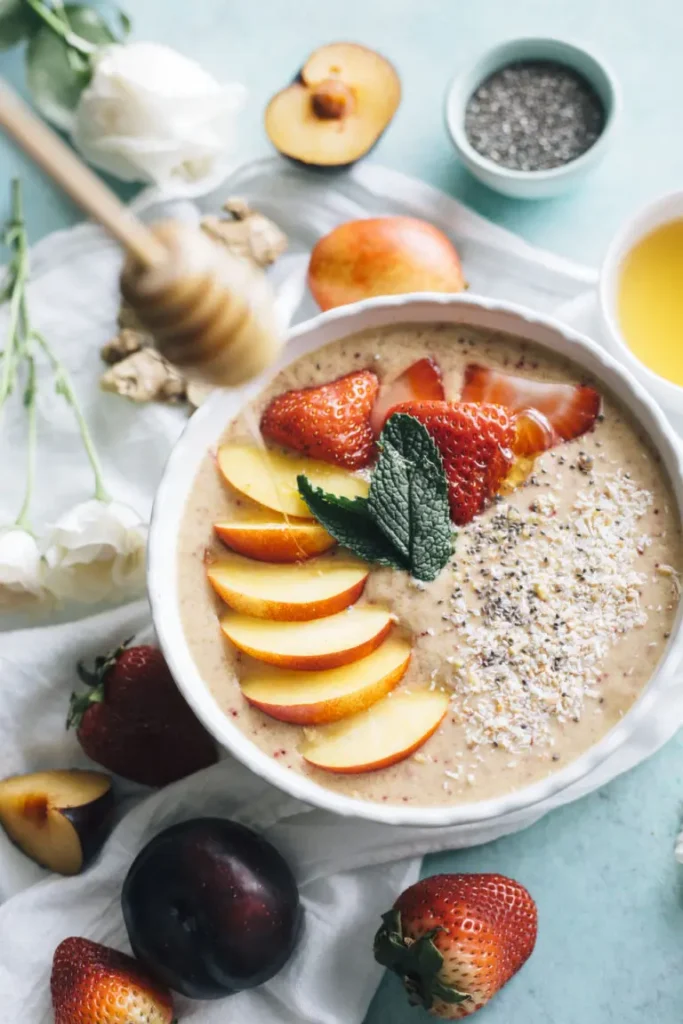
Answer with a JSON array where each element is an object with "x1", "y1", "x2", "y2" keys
[
  {"x1": 373, "y1": 909, "x2": 469, "y2": 1010},
  {"x1": 68, "y1": 637, "x2": 133, "y2": 729},
  {"x1": 297, "y1": 475, "x2": 407, "y2": 570},
  {"x1": 369, "y1": 414, "x2": 452, "y2": 582}
]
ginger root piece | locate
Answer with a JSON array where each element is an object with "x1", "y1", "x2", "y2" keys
[
  {"x1": 100, "y1": 327, "x2": 150, "y2": 365},
  {"x1": 200, "y1": 199, "x2": 288, "y2": 268},
  {"x1": 100, "y1": 348, "x2": 187, "y2": 404},
  {"x1": 100, "y1": 301, "x2": 154, "y2": 365}
]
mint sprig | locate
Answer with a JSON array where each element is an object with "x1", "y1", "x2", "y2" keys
[
  {"x1": 296, "y1": 477, "x2": 407, "y2": 570},
  {"x1": 297, "y1": 413, "x2": 453, "y2": 582}
]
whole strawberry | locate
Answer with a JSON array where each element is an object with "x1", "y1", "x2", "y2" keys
[
  {"x1": 51, "y1": 936, "x2": 173, "y2": 1024},
  {"x1": 390, "y1": 402, "x2": 516, "y2": 525},
  {"x1": 374, "y1": 873, "x2": 537, "y2": 1019},
  {"x1": 260, "y1": 369, "x2": 379, "y2": 469},
  {"x1": 68, "y1": 641, "x2": 217, "y2": 787}
]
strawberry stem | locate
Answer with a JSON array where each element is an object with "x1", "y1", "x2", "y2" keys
[
  {"x1": 373, "y1": 909, "x2": 470, "y2": 1010},
  {"x1": 67, "y1": 686, "x2": 104, "y2": 730},
  {"x1": 67, "y1": 638, "x2": 134, "y2": 730}
]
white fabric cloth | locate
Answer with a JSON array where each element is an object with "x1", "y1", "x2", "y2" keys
[{"x1": 1, "y1": 160, "x2": 681, "y2": 1022}]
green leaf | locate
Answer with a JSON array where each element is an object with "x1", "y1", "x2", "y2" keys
[
  {"x1": 114, "y1": 5, "x2": 131, "y2": 38},
  {"x1": 373, "y1": 909, "x2": 469, "y2": 1010},
  {"x1": 0, "y1": 0, "x2": 37, "y2": 49},
  {"x1": 296, "y1": 414, "x2": 453, "y2": 580},
  {"x1": 369, "y1": 414, "x2": 453, "y2": 582},
  {"x1": 26, "y1": 4, "x2": 116, "y2": 131},
  {"x1": 297, "y1": 475, "x2": 408, "y2": 570}
]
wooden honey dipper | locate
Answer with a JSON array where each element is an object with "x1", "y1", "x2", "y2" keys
[{"x1": 0, "y1": 82, "x2": 282, "y2": 387}]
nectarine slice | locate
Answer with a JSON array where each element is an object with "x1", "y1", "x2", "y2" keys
[
  {"x1": 215, "y1": 518, "x2": 335, "y2": 562},
  {"x1": 217, "y1": 443, "x2": 368, "y2": 518},
  {"x1": 220, "y1": 605, "x2": 392, "y2": 669},
  {"x1": 299, "y1": 691, "x2": 449, "y2": 773},
  {"x1": 207, "y1": 551, "x2": 369, "y2": 620},
  {"x1": 240, "y1": 634, "x2": 411, "y2": 724}
]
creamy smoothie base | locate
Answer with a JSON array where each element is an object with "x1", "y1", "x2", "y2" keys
[{"x1": 177, "y1": 323, "x2": 682, "y2": 806}]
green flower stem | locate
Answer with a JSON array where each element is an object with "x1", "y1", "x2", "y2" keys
[
  {"x1": 32, "y1": 329, "x2": 110, "y2": 502},
  {"x1": 0, "y1": 180, "x2": 27, "y2": 417},
  {"x1": 15, "y1": 355, "x2": 37, "y2": 530},
  {"x1": 22, "y1": 0, "x2": 97, "y2": 56},
  {"x1": 1, "y1": 178, "x2": 111, "y2": 516},
  {"x1": 1, "y1": 180, "x2": 38, "y2": 529}
]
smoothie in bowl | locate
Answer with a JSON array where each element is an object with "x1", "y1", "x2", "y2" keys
[
  {"x1": 150, "y1": 296, "x2": 683, "y2": 826},
  {"x1": 170, "y1": 303, "x2": 681, "y2": 814}
]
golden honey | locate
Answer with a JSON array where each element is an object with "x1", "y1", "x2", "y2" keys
[{"x1": 618, "y1": 219, "x2": 683, "y2": 387}]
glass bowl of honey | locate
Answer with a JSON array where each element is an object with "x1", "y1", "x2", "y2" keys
[{"x1": 600, "y1": 191, "x2": 683, "y2": 428}]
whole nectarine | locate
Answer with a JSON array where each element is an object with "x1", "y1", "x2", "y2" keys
[{"x1": 308, "y1": 217, "x2": 466, "y2": 311}]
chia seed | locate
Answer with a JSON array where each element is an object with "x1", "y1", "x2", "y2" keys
[{"x1": 465, "y1": 61, "x2": 604, "y2": 171}]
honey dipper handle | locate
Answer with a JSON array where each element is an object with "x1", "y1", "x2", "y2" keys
[{"x1": 0, "y1": 81, "x2": 166, "y2": 268}]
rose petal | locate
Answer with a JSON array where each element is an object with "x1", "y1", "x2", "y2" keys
[
  {"x1": 0, "y1": 527, "x2": 48, "y2": 605},
  {"x1": 43, "y1": 500, "x2": 147, "y2": 603},
  {"x1": 72, "y1": 42, "x2": 247, "y2": 185}
]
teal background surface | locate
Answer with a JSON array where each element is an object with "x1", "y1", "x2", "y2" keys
[{"x1": 2, "y1": 2, "x2": 683, "y2": 1021}]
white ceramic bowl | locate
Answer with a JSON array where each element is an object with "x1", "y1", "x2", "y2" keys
[
  {"x1": 445, "y1": 37, "x2": 621, "y2": 199},
  {"x1": 148, "y1": 294, "x2": 683, "y2": 827},
  {"x1": 600, "y1": 189, "x2": 683, "y2": 430}
]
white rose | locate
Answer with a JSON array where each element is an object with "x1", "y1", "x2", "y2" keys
[
  {"x1": 0, "y1": 527, "x2": 48, "y2": 606},
  {"x1": 43, "y1": 500, "x2": 147, "y2": 604},
  {"x1": 72, "y1": 42, "x2": 247, "y2": 185}
]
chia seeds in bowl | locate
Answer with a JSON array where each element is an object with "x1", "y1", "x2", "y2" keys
[
  {"x1": 445, "y1": 38, "x2": 620, "y2": 199},
  {"x1": 465, "y1": 61, "x2": 605, "y2": 172}
]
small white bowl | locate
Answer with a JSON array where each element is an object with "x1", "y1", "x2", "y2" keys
[
  {"x1": 445, "y1": 37, "x2": 621, "y2": 199},
  {"x1": 148, "y1": 294, "x2": 683, "y2": 829},
  {"x1": 600, "y1": 189, "x2": 683, "y2": 429}
]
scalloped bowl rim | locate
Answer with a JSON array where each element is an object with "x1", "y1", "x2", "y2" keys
[{"x1": 148, "y1": 293, "x2": 683, "y2": 828}]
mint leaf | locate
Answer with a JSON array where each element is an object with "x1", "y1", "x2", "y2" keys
[
  {"x1": 297, "y1": 414, "x2": 452, "y2": 582},
  {"x1": 297, "y1": 475, "x2": 407, "y2": 570},
  {"x1": 369, "y1": 414, "x2": 452, "y2": 582}
]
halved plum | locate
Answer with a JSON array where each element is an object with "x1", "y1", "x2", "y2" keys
[{"x1": 265, "y1": 43, "x2": 401, "y2": 168}]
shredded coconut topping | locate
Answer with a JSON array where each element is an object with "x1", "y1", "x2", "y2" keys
[{"x1": 444, "y1": 471, "x2": 654, "y2": 754}]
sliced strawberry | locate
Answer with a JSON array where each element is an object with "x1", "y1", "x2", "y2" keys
[
  {"x1": 513, "y1": 408, "x2": 557, "y2": 456},
  {"x1": 390, "y1": 401, "x2": 515, "y2": 525},
  {"x1": 371, "y1": 357, "x2": 445, "y2": 435},
  {"x1": 461, "y1": 364, "x2": 601, "y2": 443},
  {"x1": 260, "y1": 370, "x2": 379, "y2": 470}
]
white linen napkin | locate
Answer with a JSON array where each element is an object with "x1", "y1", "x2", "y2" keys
[{"x1": 1, "y1": 161, "x2": 681, "y2": 1022}]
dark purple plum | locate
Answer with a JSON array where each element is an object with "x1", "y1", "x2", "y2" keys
[{"x1": 121, "y1": 817, "x2": 302, "y2": 999}]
